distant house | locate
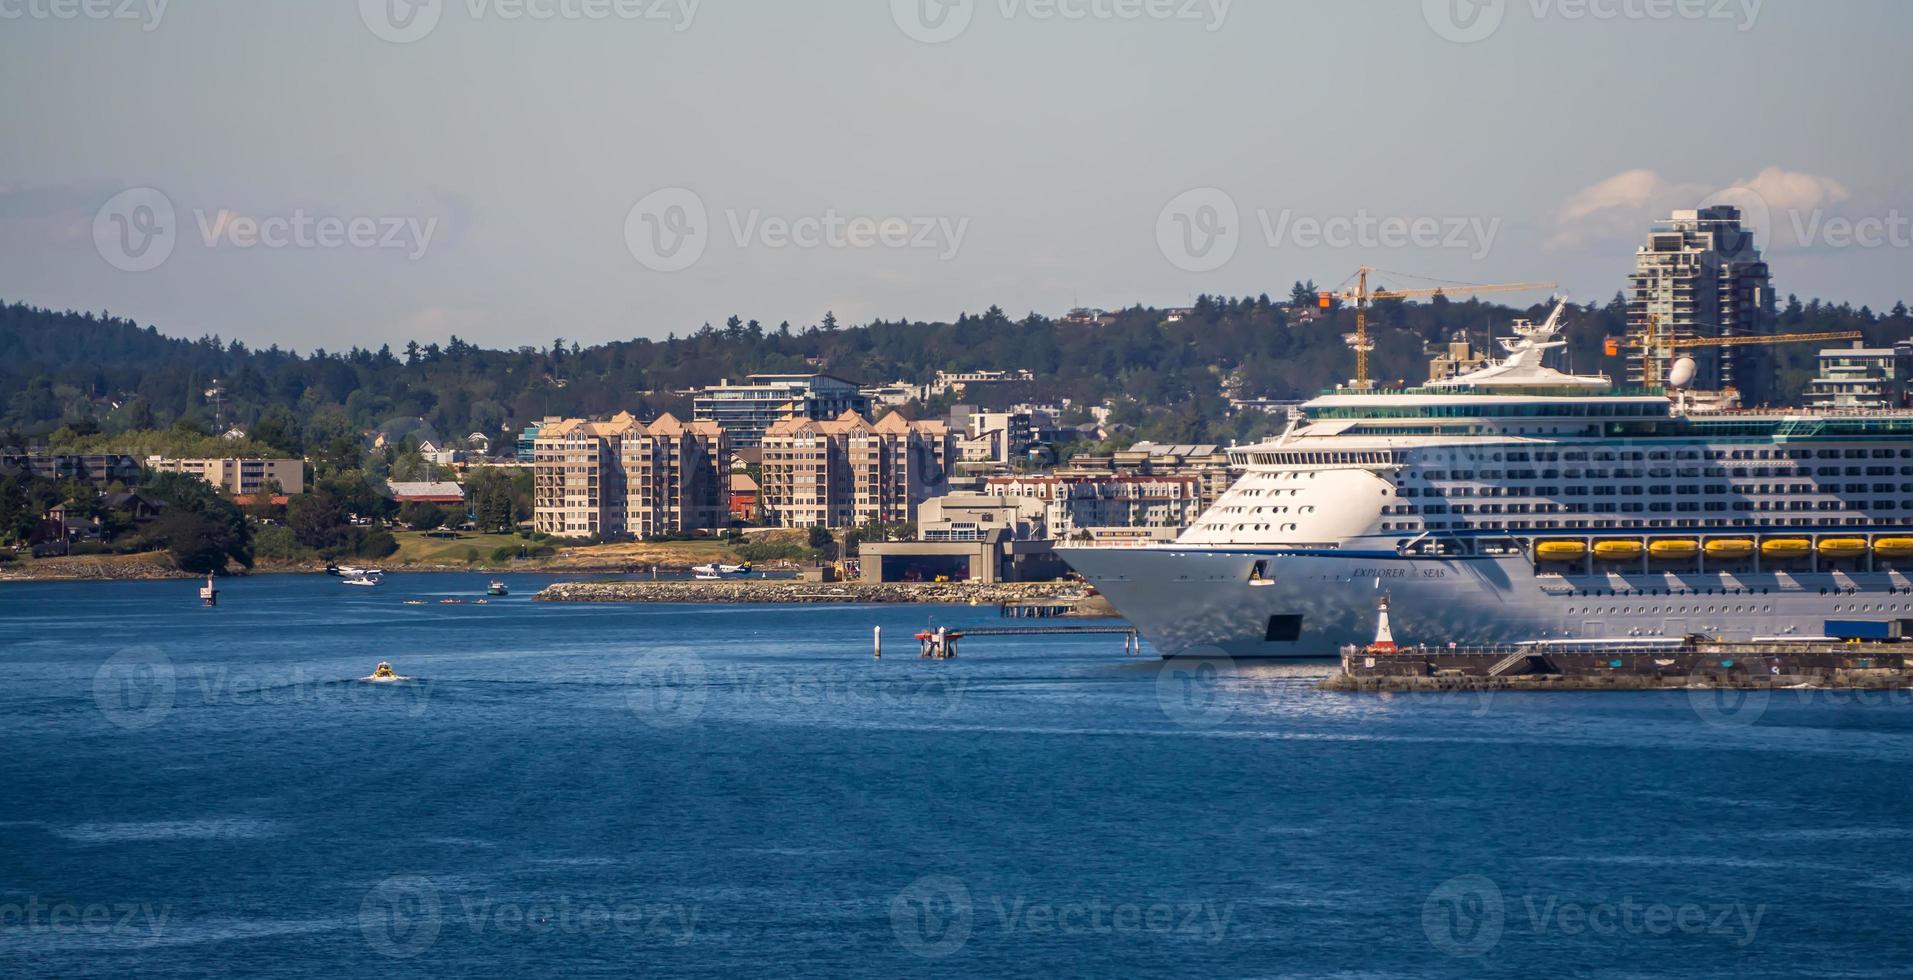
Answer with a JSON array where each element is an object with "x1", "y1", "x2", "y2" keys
[
  {"x1": 387, "y1": 481, "x2": 466, "y2": 506},
  {"x1": 729, "y1": 473, "x2": 760, "y2": 522},
  {"x1": 221, "y1": 426, "x2": 249, "y2": 441},
  {"x1": 466, "y1": 432, "x2": 493, "y2": 454},
  {"x1": 39, "y1": 491, "x2": 166, "y2": 544}
]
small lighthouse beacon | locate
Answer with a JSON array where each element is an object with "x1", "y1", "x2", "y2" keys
[{"x1": 1366, "y1": 594, "x2": 1398, "y2": 654}]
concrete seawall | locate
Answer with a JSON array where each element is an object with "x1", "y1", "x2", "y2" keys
[{"x1": 534, "y1": 580, "x2": 1099, "y2": 607}]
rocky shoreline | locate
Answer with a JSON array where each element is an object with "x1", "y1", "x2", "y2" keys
[{"x1": 534, "y1": 579, "x2": 1099, "y2": 607}]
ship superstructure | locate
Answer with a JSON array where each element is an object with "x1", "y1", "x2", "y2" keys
[{"x1": 1059, "y1": 301, "x2": 1913, "y2": 658}]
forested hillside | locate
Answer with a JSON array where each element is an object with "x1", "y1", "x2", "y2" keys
[{"x1": 5, "y1": 286, "x2": 1909, "y2": 453}]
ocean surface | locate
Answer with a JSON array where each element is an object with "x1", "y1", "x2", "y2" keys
[{"x1": 2, "y1": 573, "x2": 1911, "y2": 978}]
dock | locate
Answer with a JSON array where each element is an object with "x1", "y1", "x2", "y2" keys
[
  {"x1": 1326, "y1": 641, "x2": 1913, "y2": 692},
  {"x1": 911, "y1": 624, "x2": 1143, "y2": 659}
]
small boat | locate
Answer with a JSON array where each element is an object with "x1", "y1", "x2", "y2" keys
[
  {"x1": 1704, "y1": 538, "x2": 1756, "y2": 560},
  {"x1": 474, "y1": 599, "x2": 489, "y2": 605},
  {"x1": 1535, "y1": 541, "x2": 1586, "y2": 561},
  {"x1": 1761, "y1": 538, "x2": 1812, "y2": 559},
  {"x1": 440, "y1": 598, "x2": 465, "y2": 605},
  {"x1": 404, "y1": 599, "x2": 427, "y2": 605},
  {"x1": 1592, "y1": 540, "x2": 1644, "y2": 561},
  {"x1": 1648, "y1": 539, "x2": 1699, "y2": 561},
  {"x1": 372, "y1": 662, "x2": 397, "y2": 680},
  {"x1": 1818, "y1": 538, "x2": 1868, "y2": 559},
  {"x1": 487, "y1": 580, "x2": 509, "y2": 596},
  {"x1": 1874, "y1": 538, "x2": 1913, "y2": 559},
  {"x1": 198, "y1": 573, "x2": 219, "y2": 607}
]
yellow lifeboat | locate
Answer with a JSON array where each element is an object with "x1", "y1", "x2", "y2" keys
[
  {"x1": 1648, "y1": 539, "x2": 1700, "y2": 561},
  {"x1": 1703, "y1": 539, "x2": 1756, "y2": 560},
  {"x1": 372, "y1": 662, "x2": 397, "y2": 680},
  {"x1": 1818, "y1": 538, "x2": 1869, "y2": 559},
  {"x1": 1535, "y1": 540, "x2": 1586, "y2": 561},
  {"x1": 1873, "y1": 538, "x2": 1913, "y2": 559},
  {"x1": 1593, "y1": 540, "x2": 1644, "y2": 561},
  {"x1": 1760, "y1": 538, "x2": 1812, "y2": 560}
]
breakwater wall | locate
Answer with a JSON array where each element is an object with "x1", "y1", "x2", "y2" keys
[
  {"x1": 1325, "y1": 644, "x2": 1913, "y2": 692},
  {"x1": 534, "y1": 579, "x2": 1094, "y2": 606}
]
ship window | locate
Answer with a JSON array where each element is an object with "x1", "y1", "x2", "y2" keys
[{"x1": 1264, "y1": 615, "x2": 1304, "y2": 643}]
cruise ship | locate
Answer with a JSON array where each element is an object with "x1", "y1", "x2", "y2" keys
[{"x1": 1059, "y1": 301, "x2": 1913, "y2": 658}]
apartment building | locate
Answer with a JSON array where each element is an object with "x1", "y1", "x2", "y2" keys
[
  {"x1": 532, "y1": 412, "x2": 727, "y2": 538},
  {"x1": 145, "y1": 456, "x2": 306, "y2": 495},
  {"x1": 983, "y1": 474, "x2": 1203, "y2": 540},
  {"x1": 759, "y1": 411, "x2": 955, "y2": 528},
  {"x1": 1627, "y1": 205, "x2": 1776, "y2": 399},
  {"x1": 1056, "y1": 442, "x2": 1237, "y2": 509},
  {"x1": 691, "y1": 373, "x2": 868, "y2": 449},
  {"x1": 1807, "y1": 341, "x2": 1913, "y2": 410}
]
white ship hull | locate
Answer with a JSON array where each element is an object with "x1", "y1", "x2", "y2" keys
[{"x1": 1060, "y1": 543, "x2": 1913, "y2": 659}]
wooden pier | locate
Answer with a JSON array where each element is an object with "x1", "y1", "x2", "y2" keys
[{"x1": 912, "y1": 624, "x2": 1143, "y2": 658}]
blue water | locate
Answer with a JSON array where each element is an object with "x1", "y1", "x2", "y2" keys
[{"x1": 2, "y1": 574, "x2": 1911, "y2": 977}]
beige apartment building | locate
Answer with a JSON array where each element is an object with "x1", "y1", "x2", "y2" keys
[
  {"x1": 145, "y1": 456, "x2": 306, "y2": 495},
  {"x1": 532, "y1": 412, "x2": 727, "y2": 538},
  {"x1": 759, "y1": 411, "x2": 955, "y2": 528}
]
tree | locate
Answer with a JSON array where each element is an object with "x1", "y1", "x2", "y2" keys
[
  {"x1": 400, "y1": 502, "x2": 448, "y2": 531},
  {"x1": 139, "y1": 471, "x2": 252, "y2": 571},
  {"x1": 288, "y1": 492, "x2": 348, "y2": 551}
]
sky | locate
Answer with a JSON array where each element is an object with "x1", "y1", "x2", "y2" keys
[{"x1": 2, "y1": 0, "x2": 1910, "y2": 352}]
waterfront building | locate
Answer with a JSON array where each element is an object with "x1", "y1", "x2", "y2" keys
[
  {"x1": 387, "y1": 481, "x2": 466, "y2": 506},
  {"x1": 1627, "y1": 205, "x2": 1776, "y2": 400},
  {"x1": 983, "y1": 474, "x2": 1204, "y2": 540},
  {"x1": 691, "y1": 374, "x2": 868, "y2": 449},
  {"x1": 758, "y1": 411, "x2": 955, "y2": 528},
  {"x1": 1807, "y1": 342, "x2": 1913, "y2": 410},
  {"x1": 145, "y1": 456, "x2": 306, "y2": 495},
  {"x1": 1057, "y1": 442, "x2": 1237, "y2": 509},
  {"x1": 1, "y1": 453, "x2": 143, "y2": 487},
  {"x1": 532, "y1": 413, "x2": 727, "y2": 538}
]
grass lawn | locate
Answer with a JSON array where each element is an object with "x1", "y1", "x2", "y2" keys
[{"x1": 387, "y1": 531, "x2": 742, "y2": 567}]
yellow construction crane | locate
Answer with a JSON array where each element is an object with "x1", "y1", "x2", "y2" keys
[
  {"x1": 1319, "y1": 268, "x2": 1558, "y2": 389},
  {"x1": 1615, "y1": 315, "x2": 1864, "y2": 388}
]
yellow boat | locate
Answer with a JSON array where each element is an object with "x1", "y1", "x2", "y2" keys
[
  {"x1": 372, "y1": 662, "x2": 397, "y2": 680},
  {"x1": 1593, "y1": 540, "x2": 1644, "y2": 561},
  {"x1": 1535, "y1": 540, "x2": 1586, "y2": 561},
  {"x1": 1818, "y1": 538, "x2": 1869, "y2": 559},
  {"x1": 1760, "y1": 538, "x2": 1812, "y2": 559},
  {"x1": 1873, "y1": 538, "x2": 1913, "y2": 559},
  {"x1": 1648, "y1": 539, "x2": 1700, "y2": 561},
  {"x1": 1703, "y1": 539, "x2": 1756, "y2": 560}
]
